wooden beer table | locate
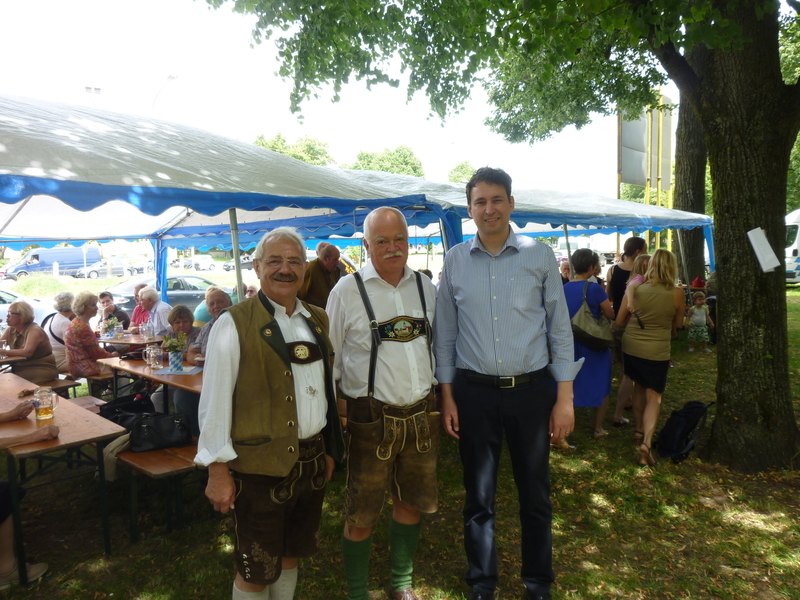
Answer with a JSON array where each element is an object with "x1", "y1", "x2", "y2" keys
[
  {"x1": 97, "y1": 357, "x2": 203, "y2": 412},
  {"x1": 0, "y1": 373, "x2": 126, "y2": 584},
  {"x1": 98, "y1": 333, "x2": 163, "y2": 347}
]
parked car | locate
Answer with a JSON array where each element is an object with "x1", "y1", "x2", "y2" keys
[
  {"x1": 132, "y1": 260, "x2": 154, "y2": 274},
  {"x1": 0, "y1": 289, "x2": 51, "y2": 325},
  {"x1": 1, "y1": 246, "x2": 102, "y2": 280},
  {"x1": 107, "y1": 274, "x2": 230, "y2": 313},
  {"x1": 222, "y1": 256, "x2": 254, "y2": 271},
  {"x1": 170, "y1": 255, "x2": 217, "y2": 271},
  {"x1": 68, "y1": 259, "x2": 135, "y2": 279}
]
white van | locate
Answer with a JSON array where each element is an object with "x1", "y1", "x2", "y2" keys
[{"x1": 786, "y1": 209, "x2": 800, "y2": 283}]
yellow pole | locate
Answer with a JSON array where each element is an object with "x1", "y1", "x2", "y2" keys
[
  {"x1": 656, "y1": 90, "x2": 664, "y2": 249},
  {"x1": 644, "y1": 105, "x2": 653, "y2": 250}
]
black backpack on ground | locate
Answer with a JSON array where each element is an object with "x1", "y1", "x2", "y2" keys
[{"x1": 655, "y1": 401, "x2": 715, "y2": 463}]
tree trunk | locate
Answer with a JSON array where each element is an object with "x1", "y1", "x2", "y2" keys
[
  {"x1": 691, "y1": 5, "x2": 800, "y2": 471},
  {"x1": 671, "y1": 46, "x2": 708, "y2": 283}
]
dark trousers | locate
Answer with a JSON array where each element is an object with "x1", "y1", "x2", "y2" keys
[{"x1": 453, "y1": 369, "x2": 556, "y2": 595}]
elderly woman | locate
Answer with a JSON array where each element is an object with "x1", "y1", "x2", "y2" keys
[
  {"x1": 43, "y1": 291, "x2": 75, "y2": 372},
  {"x1": 161, "y1": 304, "x2": 201, "y2": 357},
  {"x1": 65, "y1": 292, "x2": 120, "y2": 378},
  {"x1": 0, "y1": 301, "x2": 58, "y2": 385},
  {"x1": 151, "y1": 305, "x2": 202, "y2": 413},
  {"x1": 615, "y1": 249, "x2": 685, "y2": 466}
]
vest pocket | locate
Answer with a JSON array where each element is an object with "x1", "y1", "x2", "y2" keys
[{"x1": 234, "y1": 436, "x2": 273, "y2": 447}]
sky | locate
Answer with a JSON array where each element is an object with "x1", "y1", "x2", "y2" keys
[{"x1": 0, "y1": 0, "x2": 679, "y2": 198}]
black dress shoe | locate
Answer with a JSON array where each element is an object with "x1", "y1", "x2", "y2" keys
[
  {"x1": 470, "y1": 587, "x2": 495, "y2": 600},
  {"x1": 524, "y1": 590, "x2": 552, "y2": 600}
]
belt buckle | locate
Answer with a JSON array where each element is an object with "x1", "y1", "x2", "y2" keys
[{"x1": 499, "y1": 376, "x2": 515, "y2": 389}]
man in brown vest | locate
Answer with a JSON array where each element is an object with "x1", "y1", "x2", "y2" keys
[
  {"x1": 194, "y1": 227, "x2": 344, "y2": 600},
  {"x1": 298, "y1": 241, "x2": 341, "y2": 308}
]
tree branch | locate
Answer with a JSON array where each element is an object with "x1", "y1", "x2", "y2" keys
[{"x1": 650, "y1": 41, "x2": 700, "y2": 106}]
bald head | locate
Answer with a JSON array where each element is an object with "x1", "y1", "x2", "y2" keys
[{"x1": 320, "y1": 244, "x2": 341, "y2": 273}]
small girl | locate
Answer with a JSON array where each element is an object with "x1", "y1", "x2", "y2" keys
[
  {"x1": 624, "y1": 253, "x2": 651, "y2": 313},
  {"x1": 686, "y1": 291, "x2": 714, "y2": 352}
]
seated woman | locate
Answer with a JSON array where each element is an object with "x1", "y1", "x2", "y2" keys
[
  {"x1": 0, "y1": 301, "x2": 58, "y2": 385},
  {"x1": 65, "y1": 292, "x2": 120, "y2": 378},
  {"x1": 151, "y1": 305, "x2": 201, "y2": 413},
  {"x1": 43, "y1": 292, "x2": 75, "y2": 373},
  {"x1": 162, "y1": 304, "x2": 202, "y2": 355}
]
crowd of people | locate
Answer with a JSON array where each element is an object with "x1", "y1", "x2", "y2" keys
[{"x1": 0, "y1": 167, "x2": 715, "y2": 599}]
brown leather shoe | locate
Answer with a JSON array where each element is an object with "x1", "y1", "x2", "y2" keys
[{"x1": 389, "y1": 588, "x2": 419, "y2": 600}]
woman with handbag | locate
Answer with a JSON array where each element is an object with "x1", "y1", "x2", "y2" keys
[
  {"x1": 563, "y1": 249, "x2": 615, "y2": 438},
  {"x1": 614, "y1": 249, "x2": 685, "y2": 466}
]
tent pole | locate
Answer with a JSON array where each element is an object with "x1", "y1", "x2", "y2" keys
[
  {"x1": 562, "y1": 225, "x2": 572, "y2": 278},
  {"x1": 229, "y1": 208, "x2": 245, "y2": 303}
]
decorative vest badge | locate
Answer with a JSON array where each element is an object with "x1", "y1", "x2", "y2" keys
[{"x1": 379, "y1": 316, "x2": 426, "y2": 342}]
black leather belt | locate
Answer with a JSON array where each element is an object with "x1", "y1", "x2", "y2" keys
[{"x1": 461, "y1": 368, "x2": 549, "y2": 389}]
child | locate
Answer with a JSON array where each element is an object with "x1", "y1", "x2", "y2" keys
[
  {"x1": 686, "y1": 291, "x2": 714, "y2": 352},
  {"x1": 624, "y1": 253, "x2": 651, "y2": 314}
]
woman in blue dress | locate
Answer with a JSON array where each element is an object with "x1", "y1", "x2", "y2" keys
[{"x1": 563, "y1": 249, "x2": 615, "y2": 438}]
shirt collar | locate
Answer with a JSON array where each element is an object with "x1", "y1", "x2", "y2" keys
[
  {"x1": 266, "y1": 296, "x2": 311, "y2": 319},
  {"x1": 361, "y1": 261, "x2": 414, "y2": 284},
  {"x1": 469, "y1": 228, "x2": 519, "y2": 256}
]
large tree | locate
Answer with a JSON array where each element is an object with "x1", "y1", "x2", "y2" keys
[
  {"x1": 214, "y1": 0, "x2": 800, "y2": 471},
  {"x1": 254, "y1": 132, "x2": 336, "y2": 166},
  {"x1": 347, "y1": 146, "x2": 424, "y2": 177}
]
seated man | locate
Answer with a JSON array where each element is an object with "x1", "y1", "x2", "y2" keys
[{"x1": 136, "y1": 287, "x2": 172, "y2": 336}]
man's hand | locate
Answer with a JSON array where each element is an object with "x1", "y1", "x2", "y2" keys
[
  {"x1": 8, "y1": 402, "x2": 34, "y2": 420},
  {"x1": 206, "y1": 462, "x2": 236, "y2": 513},
  {"x1": 549, "y1": 381, "x2": 574, "y2": 443},
  {"x1": 325, "y1": 454, "x2": 335, "y2": 482},
  {"x1": 31, "y1": 425, "x2": 59, "y2": 443},
  {"x1": 440, "y1": 383, "x2": 460, "y2": 439}
]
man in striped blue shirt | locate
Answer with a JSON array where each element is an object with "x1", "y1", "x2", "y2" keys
[{"x1": 433, "y1": 167, "x2": 582, "y2": 600}]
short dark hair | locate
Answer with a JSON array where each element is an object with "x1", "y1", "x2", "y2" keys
[
  {"x1": 466, "y1": 167, "x2": 512, "y2": 205},
  {"x1": 571, "y1": 248, "x2": 600, "y2": 275},
  {"x1": 98, "y1": 291, "x2": 113, "y2": 301}
]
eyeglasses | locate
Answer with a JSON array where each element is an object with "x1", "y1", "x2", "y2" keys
[
  {"x1": 245, "y1": 289, "x2": 257, "y2": 295},
  {"x1": 7, "y1": 312, "x2": 20, "y2": 316},
  {"x1": 262, "y1": 258, "x2": 304, "y2": 270}
]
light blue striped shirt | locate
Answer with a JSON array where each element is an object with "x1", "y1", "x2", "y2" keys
[{"x1": 433, "y1": 230, "x2": 583, "y2": 383}]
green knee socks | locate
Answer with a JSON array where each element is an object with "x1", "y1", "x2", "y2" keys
[
  {"x1": 342, "y1": 534, "x2": 372, "y2": 600},
  {"x1": 390, "y1": 520, "x2": 421, "y2": 593}
]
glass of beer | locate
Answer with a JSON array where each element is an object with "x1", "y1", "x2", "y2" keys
[{"x1": 33, "y1": 387, "x2": 58, "y2": 420}]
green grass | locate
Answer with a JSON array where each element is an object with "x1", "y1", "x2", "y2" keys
[{"x1": 1, "y1": 290, "x2": 799, "y2": 599}]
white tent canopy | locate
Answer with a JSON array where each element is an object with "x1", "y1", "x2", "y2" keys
[{"x1": 0, "y1": 94, "x2": 714, "y2": 269}]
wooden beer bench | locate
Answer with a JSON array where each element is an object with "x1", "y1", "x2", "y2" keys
[{"x1": 117, "y1": 444, "x2": 200, "y2": 542}]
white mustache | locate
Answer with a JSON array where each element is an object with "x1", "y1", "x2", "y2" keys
[{"x1": 382, "y1": 251, "x2": 404, "y2": 259}]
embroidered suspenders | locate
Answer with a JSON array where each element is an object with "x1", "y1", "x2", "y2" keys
[{"x1": 352, "y1": 271, "x2": 432, "y2": 398}]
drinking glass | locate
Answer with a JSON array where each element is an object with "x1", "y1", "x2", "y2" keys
[{"x1": 0, "y1": 341, "x2": 7, "y2": 359}]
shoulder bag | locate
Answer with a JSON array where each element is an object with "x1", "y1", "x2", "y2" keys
[{"x1": 571, "y1": 280, "x2": 613, "y2": 352}]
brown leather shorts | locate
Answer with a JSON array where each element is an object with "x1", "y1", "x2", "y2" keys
[
  {"x1": 343, "y1": 393, "x2": 439, "y2": 528},
  {"x1": 231, "y1": 435, "x2": 327, "y2": 586}
]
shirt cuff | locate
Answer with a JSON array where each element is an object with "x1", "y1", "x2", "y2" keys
[
  {"x1": 194, "y1": 441, "x2": 238, "y2": 467},
  {"x1": 547, "y1": 358, "x2": 585, "y2": 382},
  {"x1": 435, "y1": 365, "x2": 456, "y2": 384}
]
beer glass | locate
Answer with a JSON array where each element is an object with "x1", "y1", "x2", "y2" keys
[{"x1": 33, "y1": 387, "x2": 58, "y2": 420}]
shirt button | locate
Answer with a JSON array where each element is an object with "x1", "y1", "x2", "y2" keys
[
  {"x1": 492, "y1": 276, "x2": 496, "y2": 279},
  {"x1": 286, "y1": 395, "x2": 294, "y2": 402},
  {"x1": 494, "y1": 317, "x2": 498, "y2": 321},
  {"x1": 496, "y1": 338, "x2": 500, "y2": 342},
  {"x1": 498, "y1": 360, "x2": 503, "y2": 364},
  {"x1": 492, "y1": 296, "x2": 496, "y2": 300}
]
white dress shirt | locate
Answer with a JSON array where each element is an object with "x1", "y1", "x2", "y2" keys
[
  {"x1": 326, "y1": 263, "x2": 437, "y2": 406},
  {"x1": 194, "y1": 298, "x2": 327, "y2": 466}
]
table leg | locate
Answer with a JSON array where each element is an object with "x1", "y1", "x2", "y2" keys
[
  {"x1": 165, "y1": 477, "x2": 174, "y2": 531},
  {"x1": 174, "y1": 475, "x2": 184, "y2": 529},
  {"x1": 112, "y1": 369, "x2": 119, "y2": 398},
  {"x1": 6, "y1": 456, "x2": 27, "y2": 585},
  {"x1": 162, "y1": 384, "x2": 170, "y2": 414},
  {"x1": 95, "y1": 441, "x2": 112, "y2": 555},
  {"x1": 129, "y1": 471, "x2": 139, "y2": 543}
]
